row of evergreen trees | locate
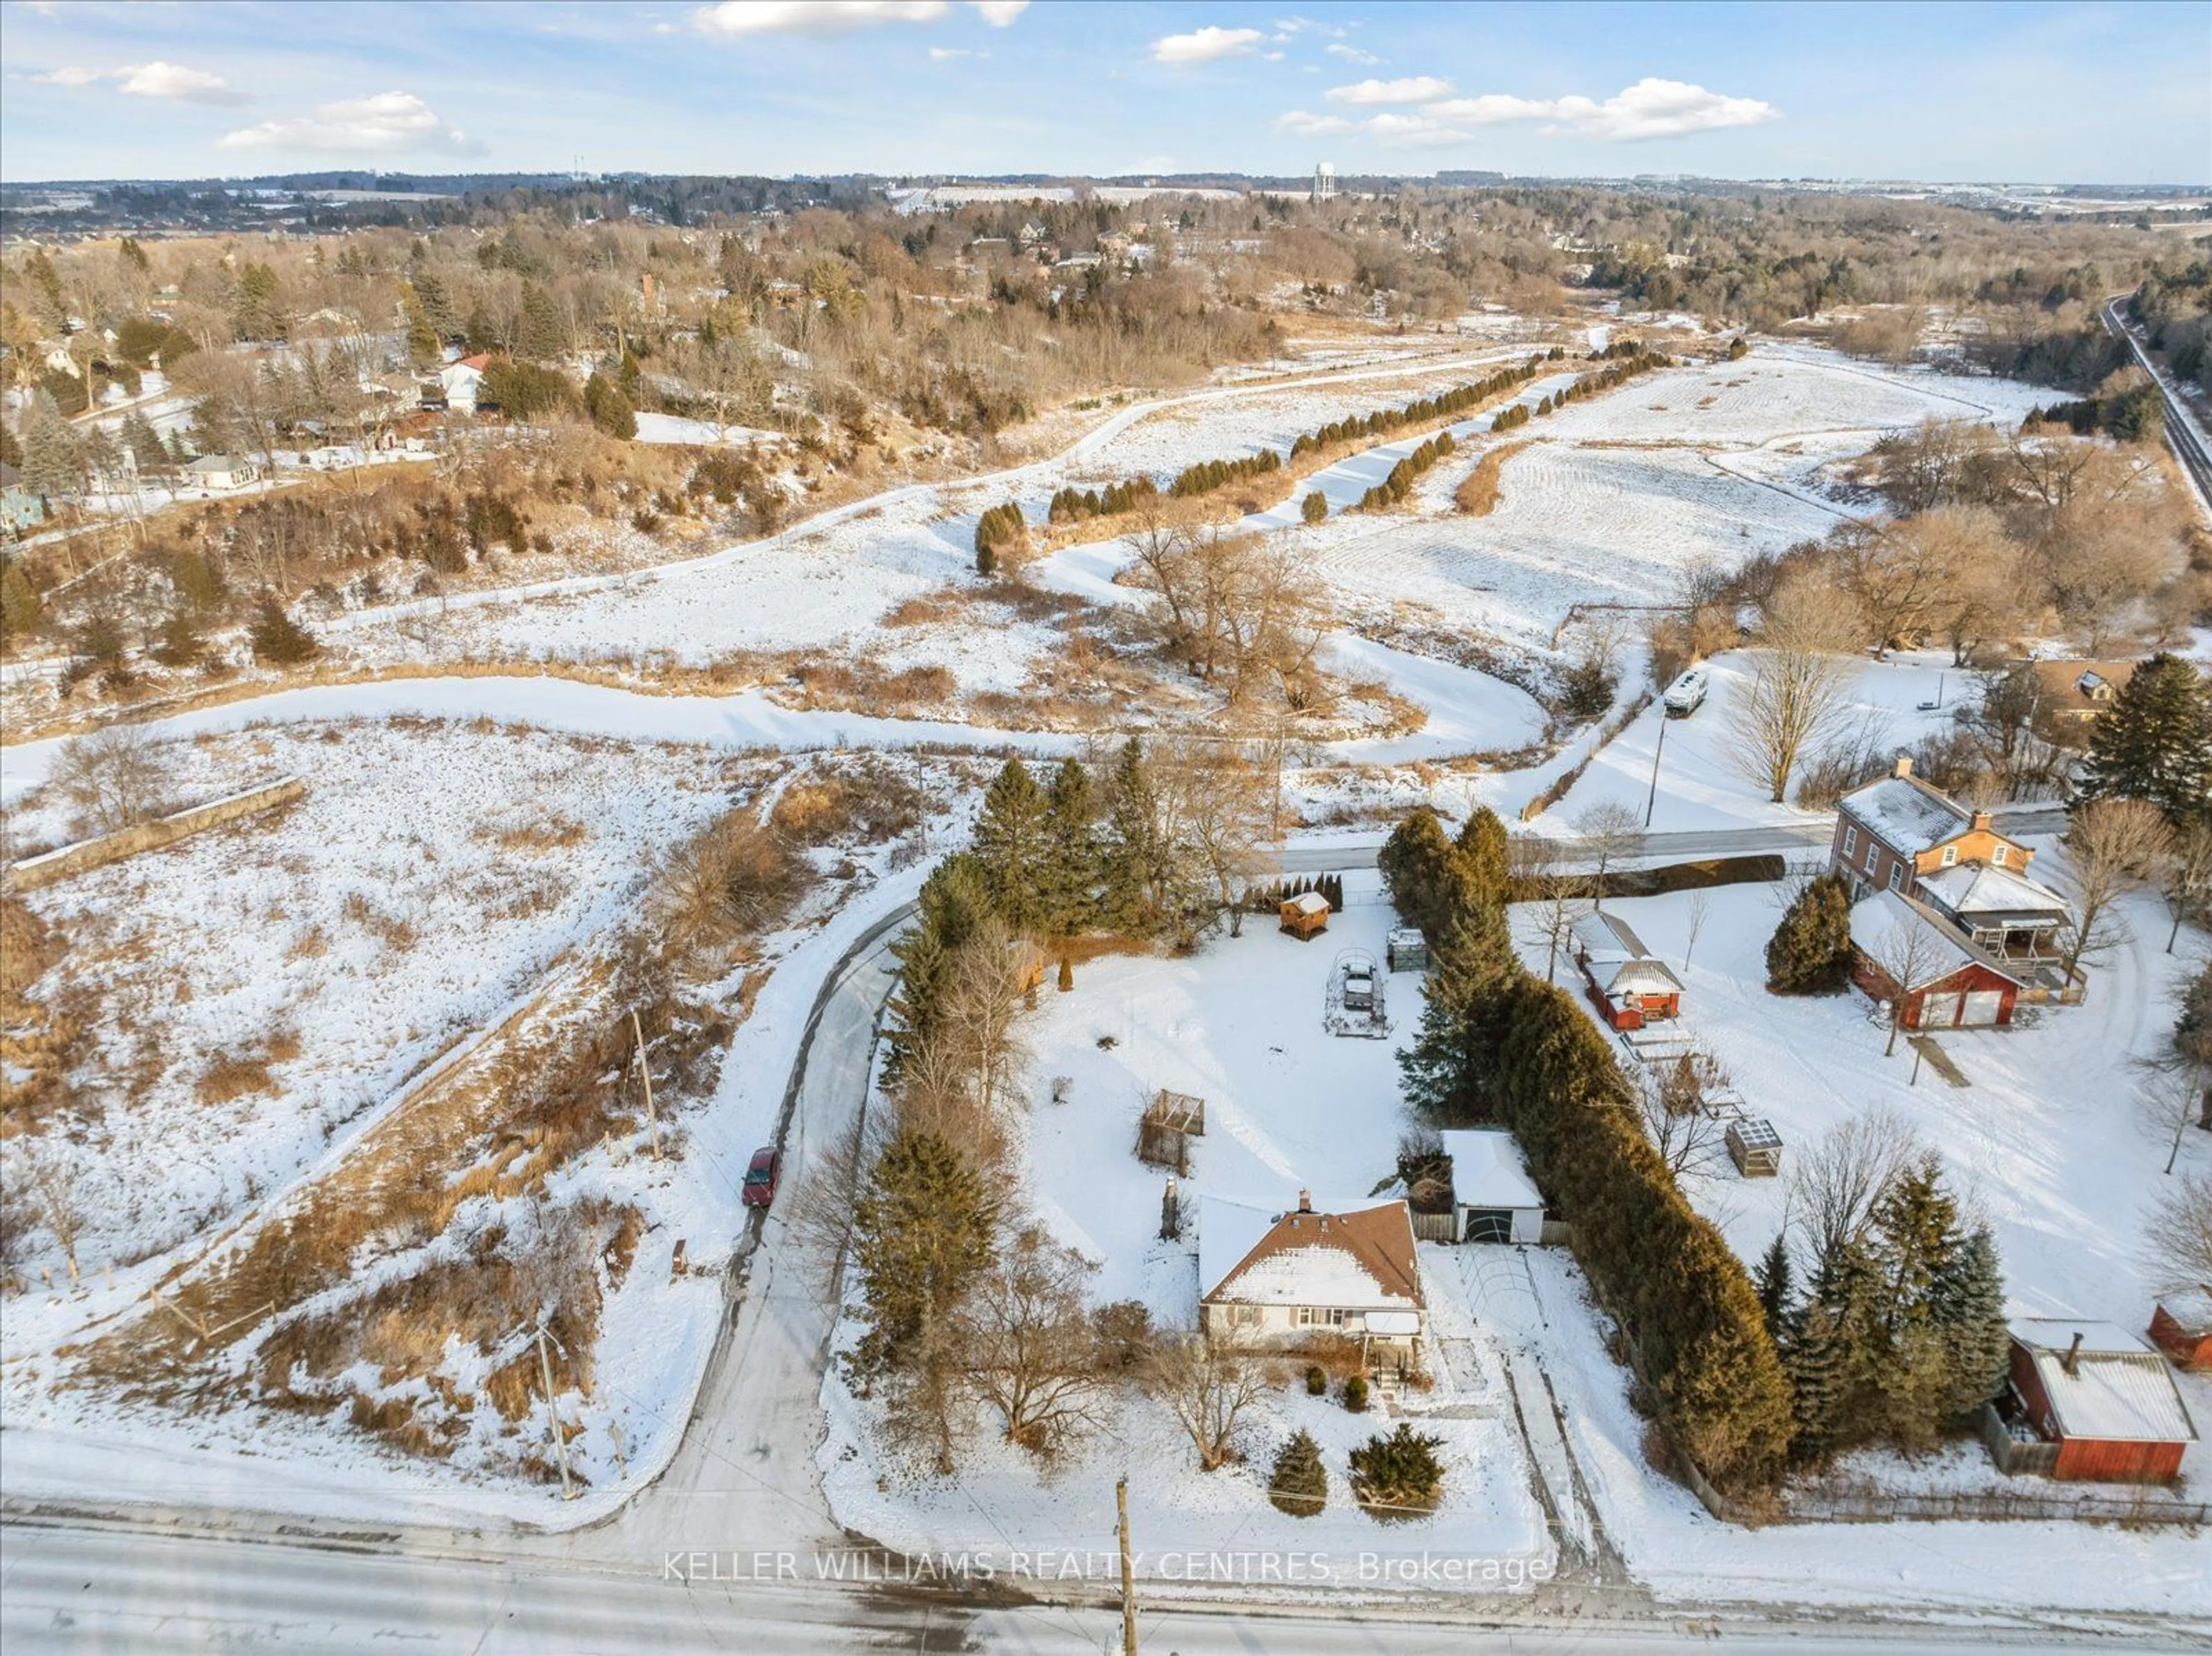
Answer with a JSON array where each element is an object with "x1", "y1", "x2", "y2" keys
[
  {"x1": 1287, "y1": 352, "x2": 1558, "y2": 460},
  {"x1": 1168, "y1": 449, "x2": 1281, "y2": 498},
  {"x1": 1047, "y1": 475, "x2": 1158, "y2": 523},
  {"x1": 1354, "y1": 430, "x2": 1456, "y2": 512},
  {"x1": 1248, "y1": 872, "x2": 1346, "y2": 913},
  {"x1": 1377, "y1": 806, "x2": 1795, "y2": 1489}
]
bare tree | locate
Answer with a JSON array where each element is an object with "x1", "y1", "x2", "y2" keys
[
  {"x1": 1683, "y1": 889, "x2": 1712, "y2": 974},
  {"x1": 1633, "y1": 1049, "x2": 1731, "y2": 1182},
  {"x1": 2140, "y1": 1063, "x2": 2212, "y2": 1177},
  {"x1": 963, "y1": 1225, "x2": 1109, "y2": 1455},
  {"x1": 1512, "y1": 832, "x2": 1587, "y2": 984},
  {"x1": 897, "y1": 915, "x2": 1032, "y2": 1164},
  {"x1": 9, "y1": 1140, "x2": 86, "y2": 1284},
  {"x1": 1858, "y1": 897, "x2": 1957, "y2": 1057},
  {"x1": 1790, "y1": 1110, "x2": 1918, "y2": 1282},
  {"x1": 2141, "y1": 1172, "x2": 2212, "y2": 1300},
  {"x1": 1151, "y1": 737, "x2": 1272, "y2": 935},
  {"x1": 1143, "y1": 1332, "x2": 1275, "y2": 1472},
  {"x1": 1726, "y1": 579, "x2": 1862, "y2": 804},
  {"x1": 2161, "y1": 818, "x2": 2212, "y2": 954},
  {"x1": 1571, "y1": 798, "x2": 1641, "y2": 912},
  {"x1": 2059, "y1": 798, "x2": 2173, "y2": 979},
  {"x1": 48, "y1": 724, "x2": 177, "y2": 839}
]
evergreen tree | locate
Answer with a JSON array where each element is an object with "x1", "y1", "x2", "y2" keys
[
  {"x1": 847, "y1": 1127, "x2": 1001, "y2": 1381},
  {"x1": 1098, "y1": 737, "x2": 1161, "y2": 934},
  {"x1": 247, "y1": 600, "x2": 319, "y2": 665},
  {"x1": 1301, "y1": 490, "x2": 1328, "y2": 524},
  {"x1": 1764, "y1": 872, "x2": 1855, "y2": 994},
  {"x1": 887, "y1": 854, "x2": 994, "y2": 1073},
  {"x1": 0, "y1": 558, "x2": 42, "y2": 640},
  {"x1": 584, "y1": 369, "x2": 638, "y2": 439},
  {"x1": 2077, "y1": 653, "x2": 2212, "y2": 827},
  {"x1": 16, "y1": 393, "x2": 85, "y2": 499},
  {"x1": 516, "y1": 283, "x2": 567, "y2": 362},
  {"x1": 1456, "y1": 806, "x2": 1512, "y2": 909},
  {"x1": 1782, "y1": 1298, "x2": 1851, "y2": 1463},
  {"x1": 122, "y1": 410, "x2": 170, "y2": 476},
  {"x1": 1930, "y1": 1223, "x2": 2011, "y2": 1423},
  {"x1": 1267, "y1": 1429, "x2": 1328, "y2": 1517},
  {"x1": 1037, "y1": 758, "x2": 1100, "y2": 941},
  {"x1": 972, "y1": 757, "x2": 1050, "y2": 933},
  {"x1": 232, "y1": 262, "x2": 284, "y2": 342},
  {"x1": 1349, "y1": 1423, "x2": 1447, "y2": 1521},
  {"x1": 1397, "y1": 897, "x2": 1517, "y2": 1121},
  {"x1": 403, "y1": 289, "x2": 442, "y2": 369},
  {"x1": 1753, "y1": 1231, "x2": 1796, "y2": 1340},
  {"x1": 150, "y1": 608, "x2": 206, "y2": 668}
]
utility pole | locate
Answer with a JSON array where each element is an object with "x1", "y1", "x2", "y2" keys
[
  {"x1": 538, "y1": 1327, "x2": 575, "y2": 1500},
  {"x1": 631, "y1": 1008, "x2": 660, "y2": 1159},
  {"x1": 1643, "y1": 714, "x2": 1669, "y2": 829},
  {"x1": 1116, "y1": 1475, "x2": 1138, "y2": 1656}
]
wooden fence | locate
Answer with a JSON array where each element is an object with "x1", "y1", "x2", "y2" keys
[{"x1": 5, "y1": 775, "x2": 304, "y2": 891}]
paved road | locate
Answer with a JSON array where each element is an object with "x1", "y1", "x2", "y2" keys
[
  {"x1": 4, "y1": 1521, "x2": 2199, "y2": 1654},
  {"x1": 2103, "y1": 297, "x2": 2212, "y2": 518}
]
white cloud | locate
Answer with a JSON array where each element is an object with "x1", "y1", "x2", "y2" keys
[
  {"x1": 1425, "y1": 77, "x2": 1779, "y2": 140},
  {"x1": 1275, "y1": 109, "x2": 1352, "y2": 137},
  {"x1": 929, "y1": 45, "x2": 986, "y2": 59},
  {"x1": 1325, "y1": 43, "x2": 1381, "y2": 66},
  {"x1": 33, "y1": 60, "x2": 248, "y2": 104},
  {"x1": 1325, "y1": 75, "x2": 1452, "y2": 105},
  {"x1": 1151, "y1": 25, "x2": 1264, "y2": 65},
  {"x1": 1363, "y1": 111, "x2": 1473, "y2": 149},
  {"x1": 219, "y1": 90, "x2": 479, "y2": 155},
  {"x1": 692, "y1": 0, "x2": 1023, "y2": 33}
]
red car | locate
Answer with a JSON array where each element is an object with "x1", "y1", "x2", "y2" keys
[{"x1": 741, "y1": 1146, "x2": 781, "y2": 1208}]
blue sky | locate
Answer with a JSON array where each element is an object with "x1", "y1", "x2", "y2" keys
[{"x1": 2, "y1": 1, "x2": 2205, "y2": 184}]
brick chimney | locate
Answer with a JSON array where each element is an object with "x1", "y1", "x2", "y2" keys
[
  {"x1": 1297, "y1": 1189, "x2": 1313, "y2": 1214},
  {"x1": 1969, "y1": 809, "x2": 1993, "y2": 833},
  {"x1": 1893, "y1": 753, "x2": 1915, "y2": 779},
  {"x1": 2062, "y1": 1331, "x2": 2084, "y2": 1377}
]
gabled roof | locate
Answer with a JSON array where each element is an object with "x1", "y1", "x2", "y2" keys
[
  {"x1": 1439, "y1": 1129, "x2": 1543, "y2": 1212},
  {"x1": 1199, "y1": 1193, "x2": 1422, "y2": 1311},
  {"x1": 2010, "y1": 1318, "x2": 2198, "y2": 1445},
  {"x1": 1284, "y1": 890, "x2": 1329, "y2": 915},
  {"x1": 1838, "y1": 773, "x2": 1971, "y2": 856},
  {"x1": 1916, "y1": 861, "x2": 2069, "y2": 922},
  {"x1": 1849, "y1": 890, "x2": 2023, "y2": 988},
  {"x1": 1571, "y1": 910, "x2": 1684, "y2": 998}
]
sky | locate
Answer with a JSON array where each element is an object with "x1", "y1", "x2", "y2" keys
[{"x1": 1, "y1": 0, "x2": 2206, "y2": 185}]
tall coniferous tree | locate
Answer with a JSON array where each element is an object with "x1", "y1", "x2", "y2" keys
[
  {"x1": 1099, "y1": 738, "x2": 1161, "y2": 934},
  {"x1": 972, "y1": 757, "x2": 1050, "y2": 934},
  {"x1": 2077, "y1": 653, "x2": 2212, "y2": 827},
  {"x1": 1038, "y1": 759, "x2": 1100, "y2": 942},
  {"x1": 1930, "y1": 1224, "x2": 2011, "y2": 1422}
]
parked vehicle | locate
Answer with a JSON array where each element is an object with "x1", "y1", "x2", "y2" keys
[
  {"x1": 741, "y1": 1146, "x2": 781, "y2": 1208},
  {"x1": 1662, "y1": 665, "x2": 1709, "y2": 718}
]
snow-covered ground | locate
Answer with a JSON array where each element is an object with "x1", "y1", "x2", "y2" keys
[{"x1": 819, "y1": 880, "x2": 1557, "y2": 1592}]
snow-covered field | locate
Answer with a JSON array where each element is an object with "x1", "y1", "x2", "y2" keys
[{"x1": 819, "y1": 882, "x2": 1557, "y2": 1591}]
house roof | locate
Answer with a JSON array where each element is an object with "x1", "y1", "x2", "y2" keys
[
  {"x1": 1439, "y1": 1129, "x2": 1543, "y2": 1212},
  {"x1": 2029, "y1": 658, "x2": 2138, "y2": 706},
  {"x1": 1199, "y1": 1193, "x2": 1423, "y2": 1311},
  {"x1": 1916, "y1": 861, "x2": 2069, "y2": 922},
  {"x1": 1838, "y1": 773, "x2": 1971, "y2": 856},
  {"x1": 2158, "y1": 1289, "x2": 2212, "y2": 1334},
  {"x1": 181, "y1": 454, "x2": 247, "y2": 473},
  {"x1": 1571, "y1": 910, "x2": 1684, "y2": 998},
  {"x1": 2009, "y1": 1318, "x2": 2198, "y2": 1445},
  {"x1": 1850, "y1": 890, "x2": 2024, "y2": 988}
]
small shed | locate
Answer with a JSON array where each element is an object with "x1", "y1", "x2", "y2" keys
[
  {"x1": 1726, "y1": 1118, "x2": 1783, "y2": 1178},
  {"x1": 1280, "y1": 889, "x2": 1331, "y2": 939},
  {"x1": 1137, "y1": 1089, "x2": 1206, "y2": 1175},
  {"x1": 1438, "y1": 1128, "x2": 1545, "y2": 1244},
  {"x1": 2002, "y1": 1318, "x2": 2199, "y2": 1483},
  {"x1": 1386, "y1": 927, "x2": 1429, "y2": 972},
  {"x1": 2149, "y1": 1293, "x2": 2212, "y2": 1371},
  {"x1": 1570, "y1": 910, "x2": 1683, "y2": 1032}
]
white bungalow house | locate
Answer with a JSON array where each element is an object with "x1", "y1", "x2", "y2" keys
[
  {"x1": 439, "y1": 353, "x2": 493, "y2": 413},
  {"x1": 180, "y1": 454, "x2": 262, "y2": 491},
  {"x1": 1198, "y1": 1191, "x2": 1425, "y2": 1363},
  {"x1": 1439, "y1": 1128, "x2": 1546, "y2": 1244}
]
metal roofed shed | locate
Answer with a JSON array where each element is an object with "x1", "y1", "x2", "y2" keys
[
  {"x1": 1726, "y1": 1118, "x2": 1783, "y2": 1178},
  {"x1": 1999, "y1": 1318, "x2": 2199, "y2": 1482}
]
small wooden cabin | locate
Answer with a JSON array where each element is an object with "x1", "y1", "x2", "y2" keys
[
  {"x1": 2001, "y1": 1318, "x2": 2198, "y2": 1483},
  {"x1": 1279, "y1": 889, "x2": 1331, "y2": 939},
  {"x1": 2150, "y1": 1294, "x2": 2212, "y2": 1371}
]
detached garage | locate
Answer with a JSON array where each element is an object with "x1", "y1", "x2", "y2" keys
[
  {"x1": 1440, "y1": 1128, "x2": 1545, "y2": 1245},
  {"x1": 1849, "y1": 890, "x2": 2025, "y2": 1031}
]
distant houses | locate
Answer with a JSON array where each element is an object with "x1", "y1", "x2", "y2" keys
[
  {"x1": 1569, "y1": 910, "x2": 1683, "y2": 1032},
  {"x1": 2028, "y1": 658, "x2": 2138, "y2": 726},
  {"x1": 179, "y1": 453, "x2": 262, "y2": 491},
  {"x1": 1198, "y1": 1190, "x2": 1425, "y2": 1365}
]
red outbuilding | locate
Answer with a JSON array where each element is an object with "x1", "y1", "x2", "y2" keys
[{"x1": 2003, "y1": 1318, "x2": 2198, "y2": 1483}]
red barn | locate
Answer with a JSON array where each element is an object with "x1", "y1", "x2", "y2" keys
[
  {"x1": 2005, "y1": 1318, "x2": 2198, "y2": 1483},
  {"x1": 1569, "y1": 910, "x2": 1683, "y2": 1032},
  {"x1": 2149, "y1": 1293, "x2": 2212, "y2": 1371}
]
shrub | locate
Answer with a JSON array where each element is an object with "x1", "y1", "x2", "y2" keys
[
  {"x1": 1342, "y1": 1373, "x2": 1369, "y2": 1413},
  {"x1": 584, "y1": 369, "x2": 638, "y2": 439},
  {"x1": 1301, "y1": 490, "x2": 1327, "y2": 524},
  {"x1": 974, "y1": 501, "x2": 1028, "y2": 574},
  {"x1": 1305, "y1": 1363, "x2": 1327, "y2": 1396},
  {"x1": 1349, "y1": 1423, "x2": 1444, "y2": 1521},
  {"x1": 1268, "y1": 1429, "x2": 1328, "y2": 1517}
]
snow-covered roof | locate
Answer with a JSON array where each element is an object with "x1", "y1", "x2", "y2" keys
[
  {"x1": 1199, "y1": 1193, "x2": 1422, "y2": 1310},
  {"x1": 1283, "y1": 890, "x2": 1329, "y2": 915},
  {"x1": 1439, "y1": 1129, "x2": 1543, "y2": 1212},
  {"x1": 2009, "y1": 1318, "x2": 2198, "y2": 1445},
  {"x1": 1838, "y1": 774, "x2": 1969, "y2": 855},
  {"x1": 181, "y1": 453, "x2": 249, "y2": 474},
  {"x1": 2158, "y1": 1289, "x2": 2212, "y2": 1333},
  {"x1": 1570, "y1": 910, "x2": 1684, "y2": 998},
  {"x1": 1849, "y1": 891, "x2": 2018, "y2": 988},
  {"x1": 1916, "y1": 861, "x2": 2069, "y2": 921}
]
